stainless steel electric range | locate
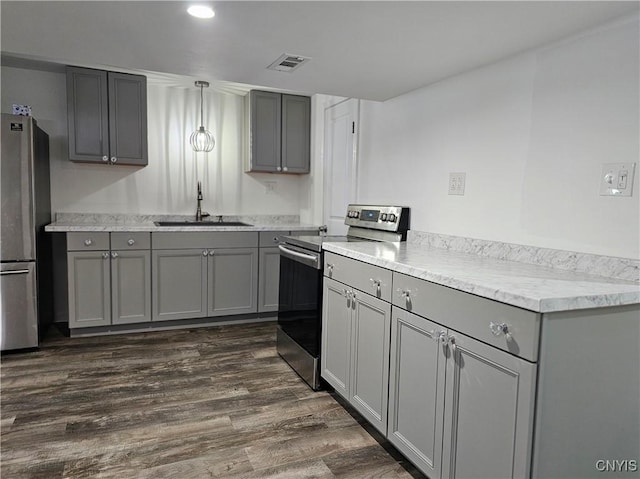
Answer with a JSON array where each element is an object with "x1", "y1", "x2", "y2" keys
[{"x1": 276, "y1": 204, "x2": 410, "y2": 390}]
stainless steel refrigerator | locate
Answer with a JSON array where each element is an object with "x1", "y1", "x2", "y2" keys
[{"x1": 1, "y1": 113, "x2": 52, "y2": 351}]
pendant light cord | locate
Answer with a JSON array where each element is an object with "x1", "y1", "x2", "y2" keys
[{"x1": 200, "y1": 83, "x2": 204, "y2": 128}]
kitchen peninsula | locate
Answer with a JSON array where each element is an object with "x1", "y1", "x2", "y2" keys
[{"x1": 320, "y1": 232, "x2": 639, "y2": 479}]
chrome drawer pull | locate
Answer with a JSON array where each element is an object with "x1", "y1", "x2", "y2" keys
[
  {"x1": 127, "y1": 238, "x2": 135, "y2": 246},
  {"x1": 370, "y1": 278, "x2": 381, "y2": 296},
  {"x1": 490, "y1": 322, "x2": 509, "y2": 337},
  {"x1": 84, "y1": 239, "x2": 93, "y2": 246}
]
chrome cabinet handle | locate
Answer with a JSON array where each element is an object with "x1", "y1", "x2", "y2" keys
[
  {"x1": 490, "y1": 322, "x2": 510, "y2": 337},
  {"x1": 110, "y1": 156, "x2": 117, "y2": 164},
  {"x1": 102, "y1": 155, "x2": 109, "y2": 162},
  {"x1": 448, "y1": 335, "x2": 457, "y2": 354},
  {"x1": 370, "y1": 278, "x2": 381, "y2": 296},
  {"x1": 202, "y1": 250, "x2": 208, "y2": 256},
  {"x1": 208, "y1": 250, "x2": 215, "y2": 256},
  {"x1": 430, "y1": 330, "x2": 444, "y2": 342},
  {"x1": 273, "y1": 236, "x2": 279, "y2": 243},
  {"x1": 326, "y1": 263, "x2": 334, "y2": 274},
  {"x1": 283, "y1": 166, "x2": 288, "y2": 172},
  {"x1": 84, "y1": 239, "x2": 93, "y2": 246},
  {"x1": 111, "y1": 252, "x2": 119, "y2": 259},
  {"x1": 102, "y1": 252, "x2": 110, "y2": 259},
  {"x1": 127, "y1": 238, "x2": 135, "y2": 246},
  {"x1": 276, "y1": 166, "x2": 282, "y2": 172},
  {"x1": 0, "y1": 269, "x2": 30, "y2": 276}
]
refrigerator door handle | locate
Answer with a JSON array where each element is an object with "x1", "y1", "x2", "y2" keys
[{"x1": 0, "y1": 269, "x2": 30, "y2": 276}]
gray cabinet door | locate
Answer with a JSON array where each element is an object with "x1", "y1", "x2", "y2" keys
[
  {"x1": 108, "y1": 72, "x2": 148, "y2": 166},
  {"x1": 258, "y1": 246, "x2": 280, "y2": 313},
  {"x1": 388, "y1": 307, "x2": 446, "y2": 478},
  {"x1": 281, "y1": 94, "x2": 310, "y2": 173},
  {"x1": 321, "y1": 277, "x2": 352, "y2": 398},
  {"x1": 350, "y1": 291, "x2": 391, "y2": 435},
  {"x1": 68, "y1": 251, "x2": 111, "y2": 328},
  {"x1": 66, "y1": 67, "x2": 109, "y2": 163},
  {"x1": 208, "y1": 248, "x2": 258, "y2": 316},
  {"x1": 441, "y1": 331, "x2": 536, "y2": 479},
  {"x1": 152, "y1": 249, "x2": 207, "y2": 321},
  {"x1": 248, "y1": 90, "x2": 281, "y2": 172},
  {"x1": 111, "y1": 250, "x2": 151, "y2": 325},
  {"x1": 66, "y1": 67, "x2": 147, "y2": 166}
]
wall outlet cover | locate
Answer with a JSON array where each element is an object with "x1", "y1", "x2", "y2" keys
[
  {"x1": 600, "y1": 163, "x2": 635, "y2": 197},
  {"x1": 449, "y1": 172, "x2": 466, "y2": 195}
]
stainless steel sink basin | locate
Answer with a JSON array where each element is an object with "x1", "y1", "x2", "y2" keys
[{"x1": 154, "y1": 221, "x2": 252, "y2": 227}]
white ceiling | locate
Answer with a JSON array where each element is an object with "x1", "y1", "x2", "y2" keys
[{"x1": 1, "y1": 1, "x2": 638, "y2": 101}]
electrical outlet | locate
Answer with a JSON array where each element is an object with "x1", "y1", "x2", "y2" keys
[
  {"x1": 448, "y1": 172, "x2": 466, "y2": 195},
  {"x1": 265, "y1": 181, "x2": 277, "y2": 195},
  {"x1": 600, "y1": 163, "x2": 635, "y2": 196}
]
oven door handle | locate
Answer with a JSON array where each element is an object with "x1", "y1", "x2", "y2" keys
[{"x1": 278, "y1": 245, "x2": 321, "y2": 269}]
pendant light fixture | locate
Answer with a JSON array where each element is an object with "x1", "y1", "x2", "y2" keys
[{"x1": 190, "y1": 80, "x2": 215, "y2": 152}]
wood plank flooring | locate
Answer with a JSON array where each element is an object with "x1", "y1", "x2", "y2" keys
[{"x1": 1, "y1": 322, "x2": 425, "y2": 478}]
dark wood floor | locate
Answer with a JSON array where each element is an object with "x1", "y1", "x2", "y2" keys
[{"x1": 1, "y1": 322, "x2": 424, "y2": 478}]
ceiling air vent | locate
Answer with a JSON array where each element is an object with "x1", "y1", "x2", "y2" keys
[{"x1": 267, "y1": 53, "x2": 311, "y2": 73}]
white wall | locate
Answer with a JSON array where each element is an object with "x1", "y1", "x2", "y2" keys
[
  {"x1": 1, "y1": 66, "x2": 305, "y2": 217},
  {"x1": 358, "y1": 15, "x2": 639, "y2": 259}
]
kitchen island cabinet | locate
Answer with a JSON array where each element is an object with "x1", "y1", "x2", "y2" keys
[
  {"x1": 321, "y1": 253, "x2": 393, "y2": 435},
  {"x1": 321, "y1": 242, "x2": 639, "y2": 479}
]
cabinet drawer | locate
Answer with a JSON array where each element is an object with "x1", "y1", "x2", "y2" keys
[
  {"x1": 152, "y1": 232, "x2": 258, "y2": 249},
  {"x1": 259, "y1": 231, "x2": 289, "y2": 247},
  {"x1": 324, "y1": 252, "x2": 392, "y2": 302},
  {"x1": 392, "y1": 273, "x2": 540, "y2": 362},
  {"x1": 111, "y1": 232, "x2": 150, "y2": 250},
  {"x1": 67, "y1": 232, "x2": 109, "y2": 251}
]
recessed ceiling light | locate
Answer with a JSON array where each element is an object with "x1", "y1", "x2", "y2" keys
[{"x1": 187, "y1": 5, "x2": 215, "y2": 19}]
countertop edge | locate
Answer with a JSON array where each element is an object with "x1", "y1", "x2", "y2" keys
[
  {"x1": 45, "y1": 223, "x2": 320, "y2": 233},
  {"x1": 322, "y1": 243, "x2": 640, "y2": 314}
]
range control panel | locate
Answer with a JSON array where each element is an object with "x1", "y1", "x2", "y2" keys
[{"x1": 344, "y1": 204, "x2": 410, "y2": 233}]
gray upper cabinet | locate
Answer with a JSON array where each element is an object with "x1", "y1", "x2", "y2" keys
[
  {"x1": 67, "y1": 66, "x2": 148, "y2": 166},
  {"x1": 245, "y1": 90, "x2": 310, "y2": 174}
]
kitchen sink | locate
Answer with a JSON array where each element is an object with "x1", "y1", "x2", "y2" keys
[{"x1": 154, "y1": 221, "x2": 252, "y2": 227}]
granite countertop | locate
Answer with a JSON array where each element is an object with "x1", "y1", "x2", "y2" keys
[
  {"x1": 322, "y1": 241, "x2": 640, "y2": 313},
  {"x1": 44, "y1": 214, "x2": 320, "y2": 233}
]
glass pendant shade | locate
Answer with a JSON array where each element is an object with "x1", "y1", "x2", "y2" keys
[
  {"x1": 190, "y1": 126, "x2": 215, "y2": 152},
  {"x1": 190, "y1": 81, "x2": 215, "y2": 152}
]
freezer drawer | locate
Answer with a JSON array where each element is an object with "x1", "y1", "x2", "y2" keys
[{"x1": 1, "y1": 262, "x2": 38, "y2": 351}]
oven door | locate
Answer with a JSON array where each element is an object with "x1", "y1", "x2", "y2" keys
[{"x1": 277, "y1": 243, "x2": 323, "y2": 389}]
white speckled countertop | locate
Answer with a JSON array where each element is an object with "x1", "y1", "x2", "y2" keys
[
  {"x1": 322, "y1": 241, "x2": 640, "y2": 313},
  {"x1": 44, "y1": 213, "x2": 320, "y2": 233}
]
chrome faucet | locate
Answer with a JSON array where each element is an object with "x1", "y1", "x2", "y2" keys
[{"x1": 195, "y1": 181, "x2": 210, "y2": 222}]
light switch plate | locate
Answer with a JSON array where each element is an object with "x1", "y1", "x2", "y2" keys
[
  {"x1": 600, "y1": 163, "x2": 635, "y2": 196},
  {"x1": 449, "y1": 172, "x2": 466, "y2": 195}
]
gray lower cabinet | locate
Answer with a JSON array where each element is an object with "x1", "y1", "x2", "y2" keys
[
  {"x1": 66, "y1": 66, "x2": 147, "y2": 166},
  {"x1": 66, "y1": 232, "x2": 152, "y2": 328},
  {"x1": 111, "y1": 250, "x2": 152, "y2": 324},
  {"x1": 258, "y1": 246, "x2": 280, "y2": 312},
  {"x1": 387, "y1": 307, "x2": 446, "y2": 478},
  {"x1": 68, "y1": 251, "x2": 111, "y2": 328},
  {"x1": 440, "y1": 328, "x2": 536, "y2": 479},
  {"x1": 152, "y1": 249, "x2": 208, "y2": 321},
  {"x1": 321, "y1": 277, "x2": 352, "y2": 398},
  {"x1": 151, "y1": 232, "x2": 260, "y2": 321},
  {"x1": 388, "y1": 307, "x2": 536, "y2": 479},
  {"x1": 208, "y1": 248, "x2": 258, "y2": 316},
  {"x1": 321, "y1": 276, "x2": 391, "y2": 435}
]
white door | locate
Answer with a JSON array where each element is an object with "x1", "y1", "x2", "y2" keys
[{"x1": 323, "y1": 99, "x2": 359, "y2": 235}]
